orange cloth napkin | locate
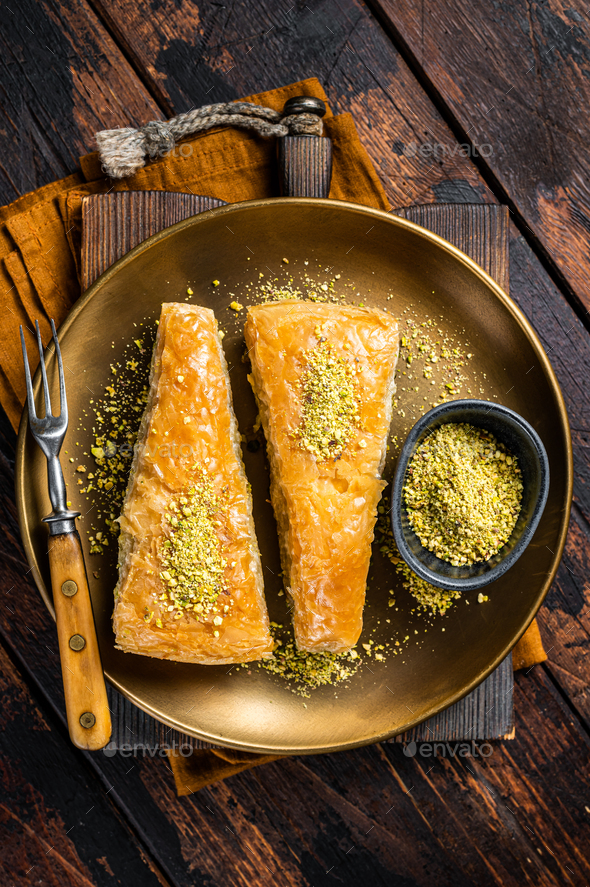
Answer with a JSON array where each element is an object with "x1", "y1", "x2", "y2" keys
[
  {"x1": 0, "y1": 76, "x2": 546, "y2": 794},
  {"x1": 512, "y1": 619, "x2": 547, "y2": 671},
  {"x1": 167, "y1": 747, "x2": 287, "y2": 796}
]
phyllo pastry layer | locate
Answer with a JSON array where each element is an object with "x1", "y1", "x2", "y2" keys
[
  {"x1": 113, "y1": 303, "x2": 273, "y2": 664},
  {"x1": 244, "y1": 301, "x2": 399, "y2": 653}
]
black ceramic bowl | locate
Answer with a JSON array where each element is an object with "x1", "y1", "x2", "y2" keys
[{"x1": 390, "y1": 400, "x2": 550, "y2": 591}]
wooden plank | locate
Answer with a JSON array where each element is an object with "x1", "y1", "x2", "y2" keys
[
  {"x1": 86, "y1": 196, "x2": 513, "y2": 748},
  {"x1": 507, "y1": 226, "x2": 590, "y2": 730},
  {"x1": 397, "y1": 202, "x2": 509, "y2": 291},
  {"x1": 0, "y1": 0, "x2": 161, "y2": 205},
  {"x1": 0, "y1": 637, "x2": 170, "y2": 886},
  {"x1": 396, "y1": 202, "x2": 512, "y2": 741},
  {"x1": 89, "y1": 664, "x2": 590, "y2": 887},
  {"x1": 537, "y1": 503, "x2": 590, "y2": 727},
  {"x1": 87, "y1": 0, "x2": 494, "y2": 210},
  {"x1": 369, "y1": 0, "x2": 590, "y2": 316},
  {"x1": 84, "y1": 191, "x2": 228, "y2": 754},
  {"x1": 81, "y1": 192, "x2": 225, "y2": 290},
  {"x1": 394, "y1": 652, "x2": 513, "y2": 742}
]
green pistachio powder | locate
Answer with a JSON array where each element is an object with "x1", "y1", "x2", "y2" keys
[
  {"x1": 403, "y1": 422, "x2": 523, "y2": 566},
  {"x1": 296, "y1": 333, "x2": 361, "y2": 460},
  {"x1": 154, "y1": 472, "x2": 231, "y2": 635}
]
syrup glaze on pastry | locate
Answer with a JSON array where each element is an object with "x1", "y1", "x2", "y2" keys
[
  {"x1": 113, "y1": 303, "x2": 273, "y2": 664},
  {"x1": 245, "y1": 301, "x2": 399, "y2": 653}
]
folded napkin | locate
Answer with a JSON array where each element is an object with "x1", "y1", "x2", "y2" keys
[
  {"x1": 168, "y1": 747, "x2": 287, "y2": 796},
  {"x1": 0, "y1": 76, "x2": 547, "y2": 794}
]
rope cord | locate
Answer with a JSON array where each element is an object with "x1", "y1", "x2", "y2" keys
[{"x1": 95, "y1": 101, "x2": 323, "y2": 179}]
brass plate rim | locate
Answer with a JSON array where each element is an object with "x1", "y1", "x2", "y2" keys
[{"x1": 15, "y1": 197, "x2": 573, "y2": 754}]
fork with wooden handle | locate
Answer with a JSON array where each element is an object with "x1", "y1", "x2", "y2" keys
[{"x1": 20, "y1": 319, "x2": 111, "y2": 750}]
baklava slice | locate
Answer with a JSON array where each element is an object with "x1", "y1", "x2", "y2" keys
[
  {"x1": 244, "y1": 301, "x2": 399, "y2": 653},
  {"x1": 113, "y1": 303, "x2": 273, "y2": 664}
]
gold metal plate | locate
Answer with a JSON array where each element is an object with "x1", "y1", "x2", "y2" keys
[{"x1": 15, "y1": 199, "x2": 572, "y2": 754}]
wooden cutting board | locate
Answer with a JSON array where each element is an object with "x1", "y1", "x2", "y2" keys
[{"x1": 82, "y1": 191, "x2": 513, "y2": 751}]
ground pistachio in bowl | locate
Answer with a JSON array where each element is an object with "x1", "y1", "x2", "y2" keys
[{"x1": 403, "y1": 422, "x2": 523, "y2": 567}]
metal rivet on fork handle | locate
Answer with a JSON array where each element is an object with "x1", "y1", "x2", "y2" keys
[
  {"x1": 69, "y1": 634, "x2": 86, "y2": 651},
  {"x1": 61, "y1": 580, "x2": 78, "y2": 597},
  {"x1": 80, "y1": 712, "x2": 96, "y2": 729}
]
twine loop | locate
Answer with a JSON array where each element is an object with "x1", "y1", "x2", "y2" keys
[
  {"x1": 96, "y1": 101, "x2": 324, "y2": 179},
  {"x1": 142, "y1": 120, "x2": 175, "y2": 159}
]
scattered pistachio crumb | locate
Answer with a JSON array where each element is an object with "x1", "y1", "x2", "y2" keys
[
  {"x1": 257, "y1": 623, "x2": 361, "y2": 697},
  {"x1": 377, "y1": 504, "x2": 461, "y2": 616}
]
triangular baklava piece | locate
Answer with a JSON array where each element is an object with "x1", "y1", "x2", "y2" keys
[
  {"x1": 114, "y1": 303, "x2": 273, "y2": 664},
  {"x1": 245, "y1": 301, "x2": 399, "y2": 652}
]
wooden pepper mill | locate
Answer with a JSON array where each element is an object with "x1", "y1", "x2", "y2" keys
[{"x1": 277, "y1": 96, "x2": 333, "y2": 198}]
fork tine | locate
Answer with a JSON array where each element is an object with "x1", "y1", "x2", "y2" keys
[
  {"x1": 50, "y1": 318, "x2": 67, "y2": 421},
  {"x1": 19, "y1": 325, "x2": 37, "y2": 421},
  {"x1": 35, "y1": 319, "x2": 52, "y2": 418}
]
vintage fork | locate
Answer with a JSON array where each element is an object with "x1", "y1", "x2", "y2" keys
[{"x1": 21, "y1": 319, "x2": 111, "y2": 750}]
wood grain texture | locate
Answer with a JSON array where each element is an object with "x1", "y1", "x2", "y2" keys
[
  {"x1": 102, "y1": 657, "x2": 513, "y2": 751},
  {"x1": 277, "y1": 135, "x2": 333, "y2": 197},
  {"x1": 0, "y1": 0, "x2": 160, "y2": 204},
  {"x1": 397, "y1": 202, "x2": 509, "y2": 292},
  {"x1": 86, "y1": 665, "x2": 590, "y2": 887},
  {"x1": 392, "y1": 203, "x2": 512, "y2": 743},
  {"x1": 85, "y1": 0, "x2": 493, "y2": 207},
  {"x1": 0, "y1": 638, "x2": 170, "y2": 886},
  {"x1": 0, "y1": 0, "x2": 588, "y2": 883},
  {"x1": 81, "y1": 191, "x2": 226, "y2": 291},
  {"x1": 370, "y1": 0, "x2": 590, "y2": 317},
  {"x1": 506, "y1": 233, "x2": 590, "y2": 732},
  {"x1": 49, "y1": 531, "x2": 111, "y2": 750}
]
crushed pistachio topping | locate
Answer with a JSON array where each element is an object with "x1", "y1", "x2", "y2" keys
[
  {"x1": 377, "y1": 505, "x2": 461, "y2": 616},
  {"x1": 158, "y1": 470, "x2": 229, "y2": 623},
  {"x1": 296, "y1": 336, "x2": 360, "y2": 460},
  {"x1": 404, "y1": 423, "x2": 523, "y2": 566},
  {"x1": 256, "y1": 623, "x2": 361, "y2": 697}
]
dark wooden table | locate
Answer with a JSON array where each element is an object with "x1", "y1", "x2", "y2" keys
[{"x1": 1, "y1": 2, "x2": 590, "y2": 884}]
